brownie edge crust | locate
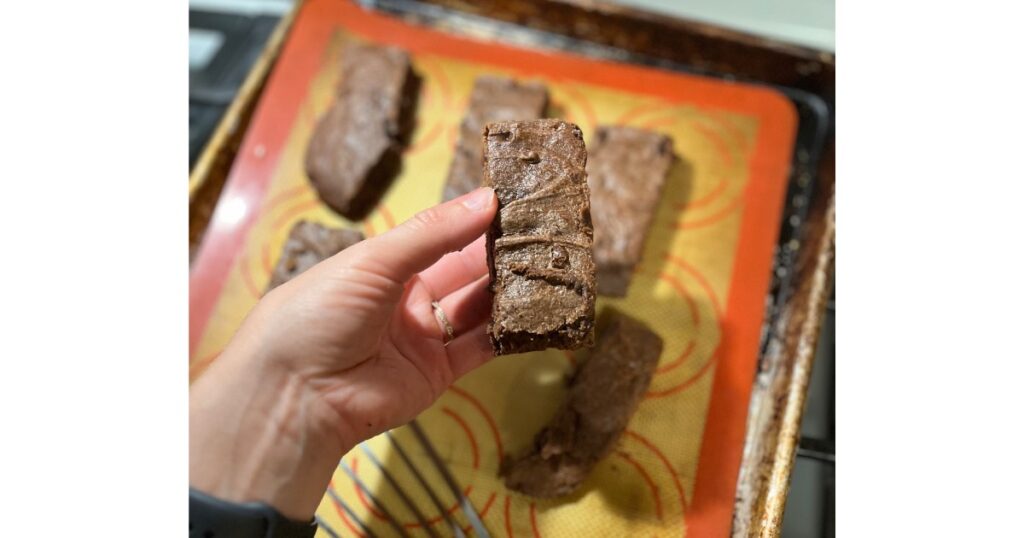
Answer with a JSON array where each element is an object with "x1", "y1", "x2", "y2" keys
[
  {"x1": 501, "y1": 309, "x2": 663, "y2": 497},
  {"x1": 483, "y1": 119, "x2": 596, "y2": 355},
  {"x1": 304, "y1": 43, "x2": 419, "y2": 220}
]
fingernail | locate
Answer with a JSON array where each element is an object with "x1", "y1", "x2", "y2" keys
[{"x1": 461, "y1": 187, "x2": 494, "y2": 212}]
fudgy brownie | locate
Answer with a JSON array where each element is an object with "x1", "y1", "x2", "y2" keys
[
  {"x1": 502, "y1": 309, "x2": 663, "y2": 497},
  {"x1": 483, "y1": 119, "x2": 595, "y2": 355},
  {"x1": 443, "y1": 76, "x2": 548, "y2": 201},
  {"x1": 305, "y1": 43, "x2": 419, "y2": 220},
  {"x1": 266, "y1": 220, "x2": 364, "y2": 291},
  {"x1": 588, "y1": 126, "x2": 675, "y2": 296}
]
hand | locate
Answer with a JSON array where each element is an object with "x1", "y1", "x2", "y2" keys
[{"x1": 189, "y1": 187, "x2": 498, "y2": 520}]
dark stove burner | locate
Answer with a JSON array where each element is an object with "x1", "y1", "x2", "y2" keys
[{"x1": 189, "y1": 9, "x2": 280, "y2": 167}]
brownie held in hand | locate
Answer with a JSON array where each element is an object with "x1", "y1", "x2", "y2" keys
[
  {"x1": 483, "y1": 119, "x2": 596, "y2": 355},
  {"x1": 266, "y1": 221, "x2": 364, "y2": 291},
  {"x1": 305, "y1": 43, "x2": 419, "y2": 220}
]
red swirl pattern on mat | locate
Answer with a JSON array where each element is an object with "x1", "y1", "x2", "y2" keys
[
  {"x1": 645, "y1": 354, "x2": 717, "y2": 399},
  {"x1": 260, "y1": 242, "x2": 273, "y2": 275},
  {"x1": 407, "y1": 489, "x2": 476, "y2": 529},
  {"x1": 691, "y1": 120, "x2": 735, "y2": 171},
  {"x1": 448, "y1": 95, "x2": 468, "y2": 117},
  {"x1": 655, "y1": 340, "x2": 697, "y2": 375},
  {"x1": 349, "y1": 456, "x2": 387, "y2": 520},
  {"x1": 403, "y1": 122, "x2": 443, "y2": 155},
  {"x1": 557, "y1": 84, "x2": 598, "y2": 131},
  {"x1": 676, "y1": 173, "x2": 727, "y2": 211},
  {"x1": 257, "y1": 186, "x2": 314, "y2": 270},
  {"x1": 359, "y1": 203, "x2": 395, "y2": 238},
  {"x1": 667, "y1": 138, "x2": 741, "y2": 226},
  {"x1": 664, "y1": 254, "x2": 724, "y2": 317},
  {"x1": 449, "y1": 384, "x2": 504, "y2": 462},
  {"x1": 670, "y1": 117, "x2": 748, "y2": 229},
  {"x1": 657, "y1": 272, "x2": 701, "y2": 325},
  {"x1": 407, "y1": 56, "x2": 450, "y2": 160},
  {"x1": 615, "y1": 450, "x2": 664, "y2": 521},
  {"x1": 329, "y1": 385, "x2": 508, "y2": 531},
  {"x1": 614, "y1": 101, "x2": 673, "y2": 126},
  {"x1": 504, "y1": 495, "x2": 514, "y2": 538},
  {"x1": 328, "y1": 480, "x2": 365, "y2": 538},
  {"x1": 625, "y1": 430, "x2": 690, "y2": 516},
  {"x1": 270, "y1": 198, "x2": 320, "y2": 231},
  {"x1": 529, "y1": 502, "x2": 541, "y2": 538},
  {"x1": 553, "y1": 98, "x2": 576, "y2": 126},
  {"x1": 261, "y1": 185, "x2": 309, "y2": 215},
  {"x1": 673, "y1": 195, "x2": 745, "y2": 230},
  {"x1": 239, "y1": 252, "x2": 263, "y2": 300},
  {"x1": 459, "y1": 493, "x2": 497, "y2": 535},
  {"x1": 445, "y1": 122, "x2": 460, "y2": 151},
  {"x1": 443, "y1": 406, "x2": 480, "y2": 469},
  {"x1": 611, "y1": 102, "x2": 746, "y2": 230},
  {"x1": 646, "y1": 257, "x2": 723, "y2": 398},
  {"x1": 379, "y1": 205, "x2": 396, "y2": 230},
  {"x1": 347, "y1": 453, "x2": 475, "y2": 527},
  {"x1": 639, "y1": 115, "x2": 680, "y2": 130},
  {"x1": 705, "y1": 110, "x2": 751, "y2": 156},
  {"x1": 418, "y1": 70, "x2": 435, "y2": 108},
  {"x1": 362, "y1": 219, "x2": 376, "y2": 238},
  {"x1": 420, "y1": 56, "x2": 452, "y2": 111}
]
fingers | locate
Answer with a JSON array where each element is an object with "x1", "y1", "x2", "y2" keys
[
  {"x1": 402, "y1": 274, "x2": 490, "y2": 341},
  {"x1": 436, "y1": 278, "x2": 493, "y2": 379},
  {"x1": 415, "y1": 235, "x2": 488, "y2": 301},
  {"x1": 435, "y1": 276, "x2": 491, "y2": 337},
  {"x1": 345, "y1": 188, "x2": 496, "y2": 286},
  {"x1": 396, "y1": 274, "x2": 493, "y2": 380},
  {"x1": 445, "y1": 324, "x2": 493, "y2": 379}
]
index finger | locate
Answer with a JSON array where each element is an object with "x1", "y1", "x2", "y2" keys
[
  {"x1": 414, "y1": 235, "x2": 488, "y2": 301},
  {"x1": 343, "y1": 188, "x2": 496, "y2": 285}
]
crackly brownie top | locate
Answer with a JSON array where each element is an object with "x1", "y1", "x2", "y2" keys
[{"x1": 483, "y1": 119, "x2": 595, "y2": 341}]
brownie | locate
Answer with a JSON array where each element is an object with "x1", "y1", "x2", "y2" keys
[
  {"x1": 588, "y1": 126, "x2": 675, "y2": 296},
  {"x1": 442, "y1": 76, "x2": 549, "y2": 201},
  {"x1": 483, "y1": 119, "x2": 596, "y2": 355},
  {"x1": 266, "y1": 221, "x2": 364, "y2": 291},
  {"x1": 305, "y1": 43, "x2": 419, "y2": 220},
  {"x1": 502, "y1": 309, "x2": 663, "y2": 497}
]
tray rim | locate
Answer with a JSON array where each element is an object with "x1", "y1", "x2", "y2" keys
[{"x1": 188, "y1": 1, "x2": 301, "y2": 261}]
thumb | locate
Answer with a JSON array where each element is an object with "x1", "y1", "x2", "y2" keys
[{"x1": 345, "y1": 187, "x2": 497, "y2": 285}]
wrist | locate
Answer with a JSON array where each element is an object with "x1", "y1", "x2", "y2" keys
[{"x1": 190, "y1": 336, "x2": 352, "y2": 520}]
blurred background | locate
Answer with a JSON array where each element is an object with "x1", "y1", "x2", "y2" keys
[
  {"x1": 189, "y1": 0, "x2": 834, "y2": 167},
  {"x1": 190, "y1": 1, "x2": 834, "y2": 536}
]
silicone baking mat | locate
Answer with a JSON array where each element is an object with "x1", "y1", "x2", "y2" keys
[{"x1": 189, "y1": 1, "x2": 796, "y2": 536}]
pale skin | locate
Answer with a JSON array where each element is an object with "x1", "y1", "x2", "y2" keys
[{"x1": 190, "y1": 187, "x2": 498, "y2": 520}]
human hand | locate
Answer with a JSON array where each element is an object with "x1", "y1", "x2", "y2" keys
[{"x1": 189, "y1": 187, "x2": 497, "y2": 520}]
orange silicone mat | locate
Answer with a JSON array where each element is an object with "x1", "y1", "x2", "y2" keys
[{"x1": 189, "y1": 1, "x2": 796, "y2": 536}]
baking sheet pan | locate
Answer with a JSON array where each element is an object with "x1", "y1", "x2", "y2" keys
[{"x1": 189, "y1": 1, "x2": 799, "y2": 535}]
